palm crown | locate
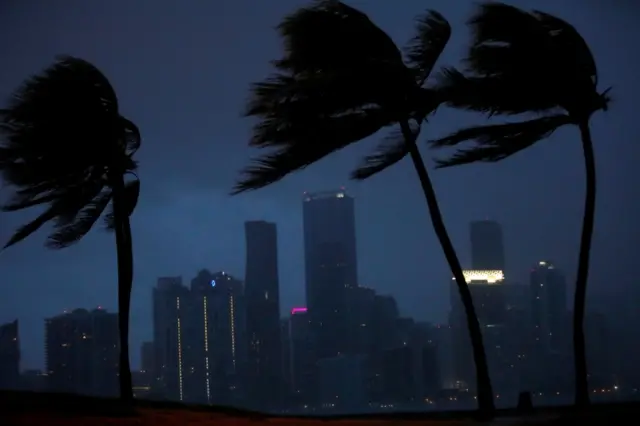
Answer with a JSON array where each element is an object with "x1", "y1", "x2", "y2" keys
[
  {"x1": 232, "y1": 0, "x2": 451, "y2": 193},
  {"x1": 0, "y1": 56, "x2": 140, "y2": 249},
  {"x1": 429, "y1": 2, "x2": 610, "y2": 166}
]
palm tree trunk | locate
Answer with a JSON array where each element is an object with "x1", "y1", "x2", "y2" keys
[
  {"x1": 111, "y1": 174, "x2": 134, "y2": 404},
  {"x1": 573, "y1": 121, "x2": 596, "y2": 407},
  {"x1": 399, "y1": 120, "x2": 495, "y2": 419}
]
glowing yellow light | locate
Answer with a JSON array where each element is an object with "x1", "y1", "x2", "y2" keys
[{"x1": 452, "y1": 270, "x2": 505, "y2": 284}]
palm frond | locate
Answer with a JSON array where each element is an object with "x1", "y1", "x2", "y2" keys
[
  {"x1": 120, "y1": 117, "x2": 141, "y2": 156},
  {"x1": 533, "y1": 11, "x2": 598, "y2": 86},
  {"x1": 233, "y1": 108, "x2": 393, "y2": 194},
  {"x1": 3, "y1": 206, "x2": 59, "y2": 249},
  {"x1": 46, "y1": 189, "x2": 113, "y2": 249},
  {"x1": 0, "y1": 56, "x2": 128, "y2": 204},
  {"x1": 434, "y1": 67, "x2": 558, "y2": 115},
  {"x1": 350, "y1": 122, "x2": 418, "y2": 180},
  {"x1": 404, "y1": 10, "x2": 451, "y2": 86},
  {"x1": 275, "y1": 0, "x2": 404, "y2": 76},
  {"x1": 2, "y1": 191, "x2": 63, "y2": 212},
  {"x1": 245, "y1": 72, "x2": 392, "y2": 124},
  {"x1": 459, "y1": 2, "x2": 607, "y2": 119},
  {"x1": 0, "y1": 56, "x2": 120, "y2": 165},
  {"x1": 432, "y1": 114, "x2": 572, "y2": 168}
]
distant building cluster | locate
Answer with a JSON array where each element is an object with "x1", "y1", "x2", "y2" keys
[{"x1": 2, "y1": 190, "x2": 636, "y2": 412}]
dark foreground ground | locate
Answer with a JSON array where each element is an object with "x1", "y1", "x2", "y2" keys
[{"x1": 2, "y1": 391, "x2": 639, "y2": 425}]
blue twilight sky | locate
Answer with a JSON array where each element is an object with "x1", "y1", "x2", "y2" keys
[{"x1": 0, "y1": 0, "x2": 638, "y2": 370}]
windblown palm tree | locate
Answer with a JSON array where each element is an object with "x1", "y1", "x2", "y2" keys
[
  {"x1": 0, "y1": 56, "x2": 141, "y2": 403},
  {"x1": 232, "y1": 0, "x2": 495, "y2": 416},
  {"x1": 428, "y1": 3, "x2": 610, "y2": 407}
]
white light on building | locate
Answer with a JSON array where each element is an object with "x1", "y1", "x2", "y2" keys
[{"x1": 452, "y1": 270, "x2": 505, "y2": 284}]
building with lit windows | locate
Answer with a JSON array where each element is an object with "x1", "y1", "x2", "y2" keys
[
  {"x1": 189, "y1": 269, "x2": 245, "y2": 405},
  {"x1": 152, "y1": 277, "x2": 190, "y2": 402},
  {"x1": 152, "y1": 272, "x2": 246, "y2": 405},
  {"x1": 45, "y1": 308, "x2": 119, "y2": 397},
  {"x1": 530, "y1": 261, "x2": 568, "y2": 352},
  {"x1": 449, "y1": 221, "x2": 524, "y2": 394}
]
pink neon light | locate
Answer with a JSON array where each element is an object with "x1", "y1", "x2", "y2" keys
[{"x1": 291, "y1": 307, "x2": 307, "y2": 315}]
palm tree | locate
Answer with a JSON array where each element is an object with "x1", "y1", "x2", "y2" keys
[
  {"x1": 0, "y1": 56, "x2": 141, "y2": 404},
  {"x1": 428, "y1": 3, "x2": 610, "y2": 407},
  {"x1": 231, "y1": 0, "x2": 495, "y2": 417}
]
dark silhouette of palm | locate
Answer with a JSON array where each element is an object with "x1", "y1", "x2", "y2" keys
[
  {"x1": 429, "y1": 3, "x2": 610, "y2": 407},
  {"x1": 232, "y1": 1, "x2": 495, "y2": 417},
  {"x1": 0, "y1": 56, "x2": 141, "y2": 403}
]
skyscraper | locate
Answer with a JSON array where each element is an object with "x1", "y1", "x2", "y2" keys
[
  {"x1": 45, "y1": 308, "x2": 119, "y2": 397},
  {"x1": 0, "y1": 319, "x2": 20, "y2": 390},
  {"x1": 152, "y1": 276, "x2": 190, "y2": 402},
  {"x1": 530, "y1": 261, "x2": 568, "y2": 351},
  {"x1": 450, "y1": 220, "x2": 514, "y2": 392},
  {"x1": 303, "y1": 189, "x2": 358, "y2": 359},
  {"x1": 189, "y1": 269, "x2": 246, "y2": 405},
  {"x1": 286, "y1": 307, "x2": 316, "y2": 407},
  {"x1": 244, "y1": 220, "x2": 282, "y2": 410},
  {"x1": 470, "y1": 220, "x2": 505, "y2": 271}
]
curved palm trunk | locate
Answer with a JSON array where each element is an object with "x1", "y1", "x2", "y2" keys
[
  {"x1": 111, "y1": 174, "x2": 134, "y2": 404},
  {"x1": 573, "y1": 121, "x2": 596, "y2": 407},
  {"x1": 399, "y1": 121, "x2": 495, "y2": 419}
]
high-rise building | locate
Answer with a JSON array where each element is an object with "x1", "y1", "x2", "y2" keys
[
  {"x1": 244, "y1": 220, "x2": 283, "y2": 410},
  {"x1": 152, "y1": 272, "x2": 247, "y2": 405},
  {"x1": 152, "y1": 276, "x2": 190, "y2": 402},
  {"x1": 286, "y1": 307, "x2": 316, "y2": 407},
  {"x1": 449, "y1": 270, "x2": 509, "y2": 390},
  {"x1": 189, "y1": 269, "x2": 246, "y2": 405},
  {"x1": 470, "y1": 220, "x2": 505, "y2": 271},
  {"x1": 0, "y1": 319, "x2": 20, "y2": 390},
  {"x1": 530, "y1": 261, "x2": 568, "y2": 352},
  {"x1": 45, "y1": 308, "x2": 119, "y2": 397},
  {"x1": 303, "y1": 189, "x2": 358, "y2": 359}
]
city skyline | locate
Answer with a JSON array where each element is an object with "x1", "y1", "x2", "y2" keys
[
  {"x1": 5, "y1": 202, "x2": 580, "y2": 373},
  {"x1": 1, "y1": 211, "x2": 626, "y2": 411}
]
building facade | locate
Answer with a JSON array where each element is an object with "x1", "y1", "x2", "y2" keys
[
  {"x1": 45, "y1": 308, "x2": 119, "y2": 397},
  {"x1": 244, "y1": 220, "x2": 283, "y2": 410},
  {"x1": 0, "y1": 319, "x2": 20, "y2": 390},
  {"x1": 303, "y1": 189, "x2": 358, "y2": 360}
]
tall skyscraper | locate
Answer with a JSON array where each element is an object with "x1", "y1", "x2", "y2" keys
[
  {"x1": 449, "y1": 270, "x2": 513, "y2": 392},
  {"x1": 45, "y1": 308, "x2": 119, "y2": 397},
  {"x1": 286, "y1": 307, "x2": 316, "y2": 407},
  {"x1": 303, "y1": 189, "x2": 358, "y2": 359},
  {"x1": 449, "y1": 220, "x2": 516, "y2": 392},
  {"x1": 244, "y1": 220, "x2": 282, "y2": 410},
  {"x1": 470, "y1": 220, "x2": 505, "y2": 271},
  {"x1": 152, "y1": 276, "x2": 190, "y2": 402},
  {"x1": 152, "y1": 272, "x2": 246, "y2": 405},
  {"x1": 189, "y1": 269, "x2": 246, "y2": 405},
  {"x1": 530, "y1": 261, "x2": 568, "y2": 351},
  {"x1": 0, "y1": 319, "x2": 20, "y2": 390}
]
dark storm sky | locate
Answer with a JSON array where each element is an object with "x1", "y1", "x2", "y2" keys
[{"x1": 0, "y1": 0, "x2": 638, "y2": 370}]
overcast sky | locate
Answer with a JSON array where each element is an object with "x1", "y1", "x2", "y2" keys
[{"x1": 0, "y1": 0, "x2": 638, "y2": 370}]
